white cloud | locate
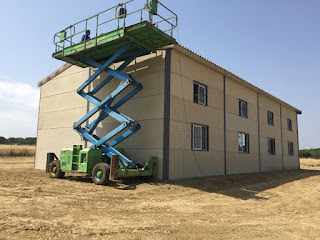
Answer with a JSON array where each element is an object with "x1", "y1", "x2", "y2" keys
[{"x1": 0, "y1": 79, "x2": 40, "y2": 138}]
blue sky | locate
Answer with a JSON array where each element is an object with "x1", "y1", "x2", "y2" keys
[{"x1": 0, "y1": 0, "x2": 319, "y2": 149}]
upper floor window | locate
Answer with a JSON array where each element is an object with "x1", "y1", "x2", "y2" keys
[
  {"x1": 288, "y1": 141, "x2": 294, "y2": 156},
  {"x1": 268, "y1": 138, "x2": 276, "y2": 155},
  {"x1": 191, "y1": 124, "x2": 208, "y2": 151},
  {"x1": 238, "y1": 132, "x2": 249, "y2": 153},
  {"x1": 287, "y1": 119, "x2": 292, "y2": 131},
  {"x1": 193, "y1": 82, "x2": 207, "y2": 106},
  {"x1": 267, "y1": 111, "x2": 274, "y2": 126},
  {"x1": 239, "y1": 100, "x2": 248, "y2": 118}
]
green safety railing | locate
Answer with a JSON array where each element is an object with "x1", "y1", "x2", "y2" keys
[{"x1": 53, "y1": 0, "x2": 177, "y2": 53}]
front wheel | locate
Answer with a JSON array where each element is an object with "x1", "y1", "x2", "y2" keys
[
  {"x1": 92, "y1": 163, "x2": 110, "y2": 185},
  {"x1": 49, "y1": 160, "x2": 65, "y2": 178}
]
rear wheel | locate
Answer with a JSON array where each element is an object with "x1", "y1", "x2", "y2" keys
[
  {"x1": 92, "y1": 163, "x2": 110, "y2": 185},
  {"x1": 49, "y1": 160, "x2": 65, "y2": 178}
]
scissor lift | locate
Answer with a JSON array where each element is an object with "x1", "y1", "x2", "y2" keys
[{"x1": 48, "y1": 0, "x2": 177, "y2": 184}]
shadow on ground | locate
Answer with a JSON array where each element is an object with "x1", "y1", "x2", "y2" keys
[
  {"x1": 64, "y1": 174, "x2": 162, "y2": 190},
  {"x1": 173, "y1": 169, "x2": 320, "y2": 200},
  {"x1": 63, "y1": 169, "x2": 320, "y2": 200}
]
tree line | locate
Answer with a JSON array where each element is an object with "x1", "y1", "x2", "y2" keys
[
  {"x1": 0, "y1": 137, "x2": 37, "y2": 145},
  {"x1": 299, "y1": 148, "x2": 320, "y2": 159}
]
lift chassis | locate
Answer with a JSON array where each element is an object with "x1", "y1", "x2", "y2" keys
[{"x1": 47, "y1": 145, "x2": 157, "y2": 185}]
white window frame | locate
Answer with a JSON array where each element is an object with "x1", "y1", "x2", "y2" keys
[
  {"x1": 193, "y1": 82, "x2": 207, "y2": 106},
  {"x1": 191, "y1": 124, "x2": 208, "y2": 151},
  {"x1": 238, "y1": 132, "x2": 249, "y2": 154}
]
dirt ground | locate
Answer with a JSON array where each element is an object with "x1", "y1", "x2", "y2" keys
[{"x1": 0, "y1": 157, "x2": 320, "y2": 240}]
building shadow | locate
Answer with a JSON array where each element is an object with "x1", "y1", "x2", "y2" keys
[
  {"x1": 62, "y1": 169, "x2": 320, "y2": 200},
  {"x1": 169, "y1": 169, "x2": 320, "y2": 201}
]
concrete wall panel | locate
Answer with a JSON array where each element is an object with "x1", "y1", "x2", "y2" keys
[
  {"x1": 39, "y1": 93, "x2": 87, "y2": 114},
  {"x1": 226, "y1": 112, "x2": 258, "y2": 135},
  {"x1": 225, "y1": 77, "x2": 257, "y2": 105},
  {"x1": 226, "y1": 153, "x2": 260, "y2": 174},
  {"x1": 38, "y1": 108, "x2": 87, "y2": 130},
  {"x1": 171, "y1": 51, "x2": 223, "y2": 92},
  {"x1": 260, "y1": 154, "x2": 283, "y2": 172},
  {"x1": 41, "y1": 66, "x2": 88, "y2": 97},
  {"x1": 169, "y1": 149, "x2": 225, "y2": 179}
]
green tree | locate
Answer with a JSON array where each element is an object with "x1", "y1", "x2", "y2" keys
[
  {"x1": 25, "y1": 137, "x2": 37, "y2": 145},
  {"x1": 15, "y1": 138, "x2": 25, "y2": 145},
  {"x1": 299, "y1": 150, "x2": 311, "y2": 158},
  {"x1": 0, "y1": 136, "x2": 6, "y2": 144},
  {"x1": 7, "y1": 137, "x2": 17, "y2": 144}
]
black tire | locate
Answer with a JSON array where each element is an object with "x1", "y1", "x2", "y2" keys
[
  {"x1": 135, "y1": 162, "x2": 144, "y2": 169},
  {"x1": 49, "y1": 160, "x2": 65, "y2": 178},
  {"x1": 92, "y1": 163, "x2": 110, "y2": 185}
]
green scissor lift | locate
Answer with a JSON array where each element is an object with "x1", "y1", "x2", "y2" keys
[{"x1": 47, "y1": 0, "x2": 177, "y2": 185}]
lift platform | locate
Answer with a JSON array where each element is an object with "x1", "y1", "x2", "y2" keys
[
  {"x1": 48, "y1": 0, "x2": 177, "y2": 184},
  {"x1": 53, "y1": 21, "x2": 175, "y2": 68}
]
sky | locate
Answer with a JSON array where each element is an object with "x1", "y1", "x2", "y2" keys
[{"x1": 0, "y1": 0, "x2": 319, "y2": 149}]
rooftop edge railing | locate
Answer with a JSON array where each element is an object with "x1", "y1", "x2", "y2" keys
[{"x1": 53, "y1": 0, "x2": 177, "y2": 53}]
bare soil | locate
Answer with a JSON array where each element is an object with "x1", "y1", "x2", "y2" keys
[{"x1": 0, "y1": 157, "x2": 320, "y2": 240}]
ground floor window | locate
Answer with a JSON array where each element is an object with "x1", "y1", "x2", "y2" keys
[
  {"x1": 238, "y1": 132, "x2": 249, "y2": 153},
  {"x1": 268, "y1": 138, "x2": 276, "y2": 155},
  {"x1": 191, "y1": 124, "x2": 208, "y2": 151},
  {"x1": 288, "y1": 141, "x2": 294, "y2": 156}
]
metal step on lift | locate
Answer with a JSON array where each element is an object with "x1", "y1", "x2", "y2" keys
[{"x1": 47, "y1": 0, "x2": 177, "y2": 184}]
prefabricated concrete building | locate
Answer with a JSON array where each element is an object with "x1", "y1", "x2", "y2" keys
[{"x1": 35, "y1": 44, "x2": 301, "y2": 180}]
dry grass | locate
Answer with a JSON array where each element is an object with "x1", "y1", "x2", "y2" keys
[
  {"x1": 0, "y1": 144, "x2": 35, "y2": 157},
  {"x1": 300, "y1": 157, "x2": 320, "y2": 169}
]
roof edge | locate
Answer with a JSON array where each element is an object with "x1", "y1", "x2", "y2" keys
[
  {"x1": 37, "y1": 63, "x2": 73, "y2": 88},
  {"x1": 170, "y1": 44, "x2": 302, "y2": 114}
]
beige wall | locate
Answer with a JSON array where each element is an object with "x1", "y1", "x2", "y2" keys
[
  {"x1": 225, "y1": 77, "x2": 260, "y2": 174},
  {"x1": 168, "y1": 48, "x2": 300, "y2": 180},
  {"x1": 35, "y1": 51, "x2": 167, "y2": 179},
  {"x1": 35, "y1": 66, "x2": 88, "y2": 170},
  {"x1": 36, "y1": 47, "x2": 300, "y2": 180},
  {"x1": 281, "y1": 105, "x2": 299, "y2": 170},
  {"x1": 259, "y1": 94, "x2": 283, "y2": 171},
  {"x1": 169, "y1": 50, "x2": 225, "y2": 179}
]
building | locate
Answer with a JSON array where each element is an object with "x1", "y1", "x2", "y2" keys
[{"x1": 35, "y1": 44, "x2": 301, "y2": 180}]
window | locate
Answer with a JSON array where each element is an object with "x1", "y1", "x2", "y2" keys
[
  {"x1": 267, "y1": 111, "x2": 274, "y2": 126},
  {"x1": 239, "y1": 100, "x2": 248, "y2": 118},
  {"x1": 268, "y1": 138, "x2": 276, "y2": 155},
  {"x1": 238, "y1": 132, "x2": 249, "y2": 153},
  {"x1": 287, "y1": 119, "x2": 292, "y2": 131},
  {"x1": 193, "y1": 82, "x2": 207, "y2": 106},
  {"x1": 288, "y1": 142, "x2": 294, "y2": 156},
  {"x1": 191, "y1": 124, "x2": 208, "y2": 151}
]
